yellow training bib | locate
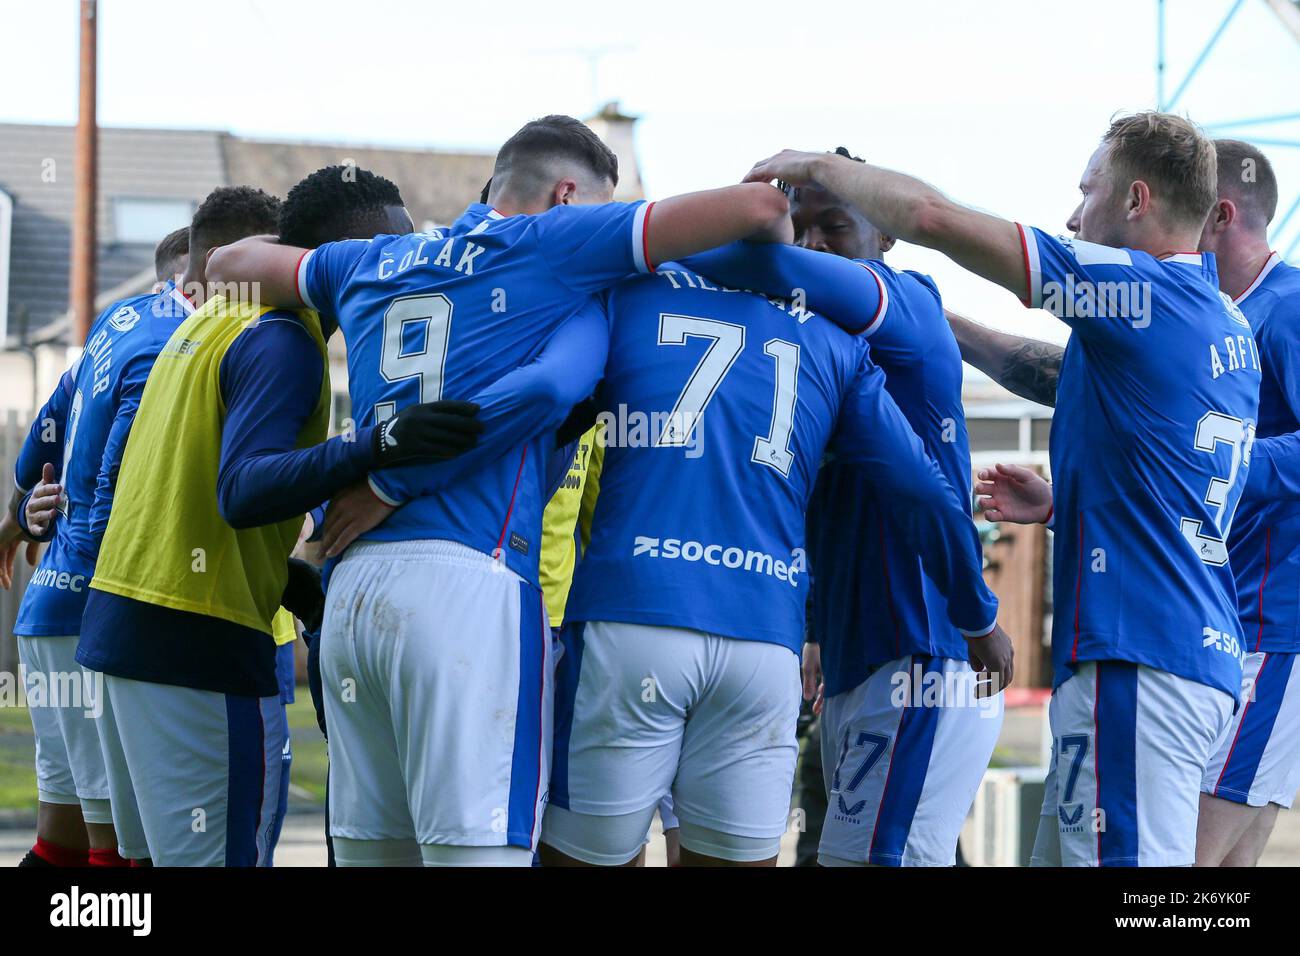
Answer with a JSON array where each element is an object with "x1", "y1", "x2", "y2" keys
[{"x1": 91, "y1": 296, "x2": 330, "y2": 635}]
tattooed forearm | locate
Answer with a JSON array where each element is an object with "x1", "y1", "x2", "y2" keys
[
  {"x1": 1001, "y1": 342, "x2": 1064, "y2": 408},
  {"x1": 945, "y1": 309, "x2": 1063, "y2": 408}
]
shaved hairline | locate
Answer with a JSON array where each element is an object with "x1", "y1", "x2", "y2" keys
[{"x1": 489, "y1": 154, "x2": 613, "y2": 203}]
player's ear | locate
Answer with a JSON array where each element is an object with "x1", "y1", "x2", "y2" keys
[
  {"x1": 1212, "y1": 199, "x2": 1236, "y2": 231},
  {"x1": 552, "y1": 179, "x2": 578, "y2": 207},
  {"x1": 1125, "y1": 179, "x2": 1151, "y2": 221},
  {"x1": 879, "y1": 234, "x2": 897, "y2": 254}
]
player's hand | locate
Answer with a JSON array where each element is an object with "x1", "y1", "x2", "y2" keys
[
  {"x1": 281, "y1": 557, "x2": 326, "y2": 633},
  {"x1": 0, "y1": 511, "x2": 39, "y2": 590},
  {"x1": 801, "y1": 641, "x2": 824, "y2": 715},
  {"x1": 975, "y1": 463, "x2": 1052, "y2": 524},
  {"x1": 743, "y1": 150, "x2": 826, "y2": 189},
  {"x1": 372, "y1": 400, "x2": 483, "y2": 468},
  {"x1": 965, "y1": 623, "x2": 1014, "y2": 696},
  {"x1": 24, "y1": 463, "x2": 63, "y2": 538},
  {"x1": 320, "y1": 480, "x2": 396, "y2": 559}
]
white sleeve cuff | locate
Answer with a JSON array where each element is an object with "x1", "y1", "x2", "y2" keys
[
  {"x1": 1015, "y1": 223, "x2": 1042, "y2": 309},
  {"x1": 959, "y1": 619, "x2": 998, "y2": 639},
  {"x1": 632, "y1": 201, "x2": 655, "y2": 274},
  {"x1": 857, "y1": 262, "x2": 890, "y2": 337},
  {"x1": 367, "y1": 474, "x2": 403, "y2": 507},
  {"x1": 295, "y1": 249, "x2": 318, "y2": 310}
]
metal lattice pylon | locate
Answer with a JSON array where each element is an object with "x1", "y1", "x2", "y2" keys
[{"x1": 1157, "y1": 0, "x2": 1300, "y2": 259}]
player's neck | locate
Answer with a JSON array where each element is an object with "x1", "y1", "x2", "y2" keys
[
  {"x1": 1137, "y1": 222, "x2": 1203, "y2": 261},
  {"x1": 490, "y1": 196, "x2": 551, "y2": 217},
  {"x1": 1215, "y1": 233, "x2": 1274, "y2": 301},
  {"x1": 177, "y1": 260, "x2": 210, "y2": 307},
  {"x1": 487, "y1": 181, "x2": 558, "y2": 217}
]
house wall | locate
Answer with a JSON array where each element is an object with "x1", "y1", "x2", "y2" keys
[
  {"x1": 0, "y1": 124, "x2": 227, "y2": 342},
  {"x1": 0, "y1": 344, "x2": 70, "y2": 415}
]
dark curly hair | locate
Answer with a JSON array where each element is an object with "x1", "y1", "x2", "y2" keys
[
  {"x1": 189, "y1": 185, "x2": 280, "y2": 258},
  {"x1": 278, "y1": 165, "x2": 405, "y2": 248}
]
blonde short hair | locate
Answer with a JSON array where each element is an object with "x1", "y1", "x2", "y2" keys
[{"x1": 1100, "y1": 112, "x2": 1217, "y2": 228}]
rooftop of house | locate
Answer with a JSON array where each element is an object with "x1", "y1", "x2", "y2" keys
[{"x1": 0, "y1": 122, "x2": 497, "y2": 345}]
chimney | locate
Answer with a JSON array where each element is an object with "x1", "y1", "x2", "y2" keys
[{"x1": 586, "y1": 101, "x2": 644, "y2": 201}]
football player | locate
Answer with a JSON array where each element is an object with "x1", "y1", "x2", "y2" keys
[
  {"x1": 773, "y1": 113, "x2": 1258, "y2": 866},
  {"x1": 205, "y1": 115, "x2": 794, "y2": 866}
]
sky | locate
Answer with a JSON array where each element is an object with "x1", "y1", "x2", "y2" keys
[{"x1": 3, "y1": 0, "x2": 1299, "y2": 341}]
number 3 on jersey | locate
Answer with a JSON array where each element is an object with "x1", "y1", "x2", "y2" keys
[
  {"x1": 1181, "y1": 410, "x2": 1256, "y2": 566},
  {"x1": 653, "y1": 312, "x2": 800, "y2": 478},
  {"x1": 375, "y1": 293, "x2": 453, "y2": 424}
]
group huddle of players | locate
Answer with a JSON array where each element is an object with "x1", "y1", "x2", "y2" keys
[{"x1": 1, "y1": 109, "x2": 1297, "y2": 868}]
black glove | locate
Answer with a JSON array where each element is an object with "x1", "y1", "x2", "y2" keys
[
  {"x1": 372, "y1": 400, "x2": 483, "y2": 468},
  {"x1": 555, "y1": 397, "x2": 599, "y2": 448},
  {"x1": 281, "y1": 558, "x2": 326, "y2": 634}
]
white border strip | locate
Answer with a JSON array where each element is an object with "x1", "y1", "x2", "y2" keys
[
  {"x1": 1234, "y1": 252, "x2": 1282, "y2": 305},
  {"x1": 857, "y1": 262, "x2": 891, "y2": 337},
  {"x1": 631, "y1": 201, "x2": 654, "y2": 274},
  {"x1": 959, "y1": 619, "x2": 998, "y2": 639},
  {"x1": 1017, "y1": 223, "x2": 1043, "y2": 308},
  {"x1": 367, "y1": 474, "x2": 403, "y2": 507},
  {"x1": 296, "y1": 249, "x2": 318, "y2": 310}
]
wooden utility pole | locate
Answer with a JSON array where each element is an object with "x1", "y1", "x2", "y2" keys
[{"x1": 71, "y1": 0, "x2": 98, "y2": 345}]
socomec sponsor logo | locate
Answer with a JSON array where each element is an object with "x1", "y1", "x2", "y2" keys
[
  {"x1": 632, "y1": 535, "x2": 805, "y2": 586},
  {"x1": 29, "y1": 568, "x2": 87, "y2": 592}
]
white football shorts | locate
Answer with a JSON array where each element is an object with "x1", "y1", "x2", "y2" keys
[
  {"x1": 322, "y1": 539, "x2": 552, "y2": 854},
  {"x1": 817, "y1": 654, "x2": 1003, "y2": 867},
  {"x1": 543, "y1": 620, "x2": 799, "y2": 864},
  {"x1": 98, "y1": 673, "x2": 286, "y2": 866},
  {"x1": 17, "y1": 635, "x2": 111, "y2": 820},
  {"x1": 1203, "y1": 650, "x2": 1300, "y2": 808},
  {"x1": 1034, "y1": 661, "x2": 1234, "y2": 867}
]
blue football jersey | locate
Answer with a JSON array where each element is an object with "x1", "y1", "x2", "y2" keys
[
  {"x1": 299, "y1": 201, "x2": 651, "y2": 585},
  {"x1": 1020, "y1": 226, "x2": 1260, "y2": 697},
  {"x1": 671, "y1": 242, "x2": 978, "y2": 693},
  {"x1": 1227, "y1": 254, "x2": 1300, "y2": 653},
  {"x1": 14, "y1": 284, "x2": 194, "y2": 636},
  {"x1": 565, "y1": 263, "x2": 998, "y2": 655},
  {"x1": 807, "y1": 263, "x2": 974, "y2": 695}
]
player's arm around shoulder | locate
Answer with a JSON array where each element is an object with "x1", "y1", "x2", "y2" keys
[
  {"x1": 643, "y1": 182, "x2": 792, "y2": 267},
  {"x1": 745, "y1": 150, "x2": 1028, "y2": 302},
  {"x1": 857, "y1": 262, "x2": 950, "y2": 344},
  {"x1": 206, "y1": 235, "x2": 307, "y2": 309}
]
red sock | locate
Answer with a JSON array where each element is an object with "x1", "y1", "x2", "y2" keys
[
  {"x1": 33, "y1": 837, "x2": 88, "y2": 867},
  {"x1": 88, "y1": 846, "x2": 129, "y2": 867}
]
